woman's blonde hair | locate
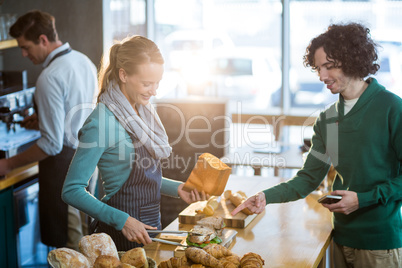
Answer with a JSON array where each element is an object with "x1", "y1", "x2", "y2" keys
[{"x1": 97, "y1": 35, "x2": 164, "y2": 102}]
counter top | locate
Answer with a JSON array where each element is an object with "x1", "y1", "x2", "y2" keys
[
  {"x1": 144, "y1": 175, "x2": 333, "y2": 268},
  {"x1": 0, "y1": 162, "x2": 38, "y2": 191}
]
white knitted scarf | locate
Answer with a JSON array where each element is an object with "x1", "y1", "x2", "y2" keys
[{"x1": 99, "y1": 81, "x2": 172, "y2": 159}]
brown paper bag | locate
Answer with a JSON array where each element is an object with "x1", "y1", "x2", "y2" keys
[{"x1": 183, "y1": 153, "x2": 231, "y2": 196}]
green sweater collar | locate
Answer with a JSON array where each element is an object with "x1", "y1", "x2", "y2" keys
[{"x1": 337, "y1": 77, "x2": 385, "y2": 118}]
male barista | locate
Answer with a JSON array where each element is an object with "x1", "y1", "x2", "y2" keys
[{"x1": 0, "y1": 10, "x2": 97, "y2": 250}]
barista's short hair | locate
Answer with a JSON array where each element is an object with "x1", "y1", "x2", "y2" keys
[{"x1": 9, "y1": 10, "x2": 58, "y2": 44}]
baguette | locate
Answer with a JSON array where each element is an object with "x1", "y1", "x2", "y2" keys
[{"x1": 224, "y1": 190, "x2": 253, "y2": 215}]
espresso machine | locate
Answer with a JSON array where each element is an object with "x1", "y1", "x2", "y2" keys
[{"x1": 0, "y1": 70, "x2": 40, "y2": 159}]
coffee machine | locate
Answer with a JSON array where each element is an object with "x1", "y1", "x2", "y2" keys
[{"x1": 0, "y1": 70, "x2": 40, "y2": 159}]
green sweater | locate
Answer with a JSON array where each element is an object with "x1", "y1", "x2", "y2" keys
[
  {"x1": 62, "y1": 103, "x2": 181, "y2": 231},
  {"x1": 263, "y1": 78, "x2": 402, "y2": 250}
]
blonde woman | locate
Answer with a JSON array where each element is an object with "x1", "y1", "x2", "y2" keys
[{"x1": 62, "y1": 36, "x2": 206, "y2": 251}]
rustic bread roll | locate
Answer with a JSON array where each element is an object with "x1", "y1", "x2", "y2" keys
[
  {"x1": 118, "y1": 264, "x2": 136, "y2": 268},
  {"x1": 47, "y1": 247, "x2": 90, "y2": 268},
  {"x1": 94, "y1": 255, "x2": 122, "y2": 268},
  {"x1": 79, "y1": 233, "x2": 119, "y2": 266},
  {"x1": 121, "y1": 247, "x2": 149, "y2": 268}
]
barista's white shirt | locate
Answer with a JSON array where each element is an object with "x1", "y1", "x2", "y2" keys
[
  {"x1": 344, "y1": 97, "x2": 359, "y2": 115},
  {"x1": 35, "y1": 42, "x2": 97, "y2": 155}
]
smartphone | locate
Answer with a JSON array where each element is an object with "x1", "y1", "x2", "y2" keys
[{"x1": 318, "y1": 195, "x2": 342, "y2": 204}]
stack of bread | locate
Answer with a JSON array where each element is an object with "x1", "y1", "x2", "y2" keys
[
  {"x1": 158, "y1": 244, "x2": 264, "y2": 268},
  {"x1": 47, "y1": 233, "x2": 151, "y2": 268}
]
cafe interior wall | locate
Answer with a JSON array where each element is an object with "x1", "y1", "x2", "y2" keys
[{"x1": 0, "y1": 0, "x2": 103, "y2": 85}]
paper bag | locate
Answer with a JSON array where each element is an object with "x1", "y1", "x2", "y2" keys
[{"x1": 183, "y1": 153, "x2": 231, "y2": 196}]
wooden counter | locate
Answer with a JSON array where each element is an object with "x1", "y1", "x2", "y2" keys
[
  {"x1": 0, "y1": 162, "x2": 38, "y2": 191},
  {"x1": 144, "y1": 175, "x2": 333, "y2": 268}
]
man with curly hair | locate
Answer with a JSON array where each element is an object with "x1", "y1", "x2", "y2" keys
[{"x1": 233, "y1": 22, "x2": 402, "y2": 267}]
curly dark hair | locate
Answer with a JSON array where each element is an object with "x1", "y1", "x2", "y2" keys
[{"x1": 303, "y1": 22, "x2": 380, "y2": 78}]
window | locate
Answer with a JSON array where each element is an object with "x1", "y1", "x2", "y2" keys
[{"x1": 104, "y1": 0, "x2": 402, "y2": 146}]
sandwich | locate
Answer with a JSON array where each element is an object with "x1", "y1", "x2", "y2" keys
[
  {"x1": 186, "y1": 216, "x2": 225, "y2": 248},
  {"x1": 196, "y1": 216, "x2": 225, "y2": 235}
]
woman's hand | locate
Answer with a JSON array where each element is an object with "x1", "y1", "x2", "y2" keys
[
  {"x1": 121, "y1": 216, "x2": 157, "y2": 245},
  {"x1": 178, "y1": 183, "x2": 209, "y2": 204},
  {"x1": 321, "y1": 190, "x2": 359, "y2": 215},
  {"x1": 231, "y1": 192, "x2": 266, "y2": 216}
]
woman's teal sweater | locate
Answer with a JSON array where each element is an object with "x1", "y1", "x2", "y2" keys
[
  {"x1": 62, "y1": 103, "x2": 181, "y2": 231},
  {"x1": 263, "y1": 78, "x2": 402, "y2": 250}
]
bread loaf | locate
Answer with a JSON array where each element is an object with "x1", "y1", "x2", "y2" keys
[
  {"x1": 224, "y1": 190, "x2": 253, "y2": 215},
  {"x1": 121, "y1": 247, "x2": 149, "y2": 268},
  {"x1": 94, "y1": 255, "x2": 121, "y2": 268},
  {"x1": 79, "y1": 233, "x2": 119, "y2": 266},
  {"x1": 47, "y1": 247, "x2": 90, "y2": 268}
]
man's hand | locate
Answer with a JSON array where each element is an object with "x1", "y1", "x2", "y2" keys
[
  {"x1": 178, "y1": 183, "x2": 209, "y2": 204},
  {"x1": 231, "y1": 192, "x2": 266, "y2": 216},
  {"x1": 121, "y1": 217, "x2": 157, "y2": 245},
  {"x1": 21, "y1": 113, "x2": 39, "y2": 130},
  {"x1": 0, "y1": 158, "x2": 11, "y2": 176},
  {"x1": 321, "y1": 190, "x2": 359, "y2": 215}
]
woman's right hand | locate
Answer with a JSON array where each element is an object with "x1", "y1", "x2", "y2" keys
[{"x1": 121, "y1": 216, "x2": 157, "y2": 245}]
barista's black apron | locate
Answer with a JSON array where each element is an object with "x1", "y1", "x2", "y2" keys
[
  {"x1": 92, "y1": 136, "x2": 162, "y2": 251},
  {"x1": 37, "y1": 47, "x2": 74, "y2": 247},
  {"x1": 39, "y1": 146, "x2": 75, "y2": 247}
]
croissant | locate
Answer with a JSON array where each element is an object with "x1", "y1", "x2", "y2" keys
[
  {"x1": 220, "y1": 260, "x2": 238, "y2": 268},
  {"x1": 240, "y1": 253, "x2": 264, "y2": 268},
  {"x1": 185, "y1": 247, "x2": 223, "y2": 268},
  {"x1": 203, "y1": 244, "x2": 232, "y2": 259},
  {"x1": 158, "y1": 256, "x2": 190, "y2": 268},
  {"x1": 220, "y1": 255, "x2": 241, "y2": 267}
]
